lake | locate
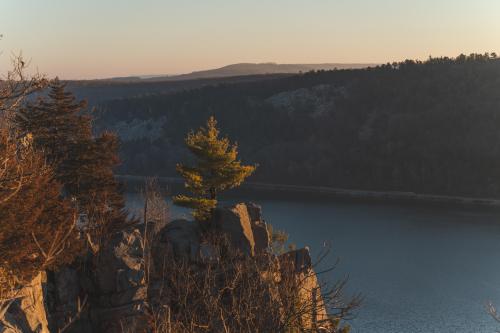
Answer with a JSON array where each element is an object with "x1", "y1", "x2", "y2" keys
[{"x1": 127, "y1": 193, "x2": 500, "y2": 333}]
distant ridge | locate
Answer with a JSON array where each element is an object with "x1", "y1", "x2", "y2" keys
[{"x1": 106, "y1": 62, "x2": 376, "y2": 82}]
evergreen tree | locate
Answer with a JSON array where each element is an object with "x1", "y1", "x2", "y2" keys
[
  {"x1": 173, "y1": 116, "x2": 256, "y2": 221},
  {"x1": 16, "y1": 78, "x2": 91, "y2": 164},
  {"x1": 0, "y1": 129, "x2": 82, "y2": 289},
  {"x1": 16, "y1": 79, "x2": 127, "y2": 247}
]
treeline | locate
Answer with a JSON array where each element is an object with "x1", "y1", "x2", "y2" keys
[{"x1": 95, "y1": 53, "x2": 500, "y2": 197}]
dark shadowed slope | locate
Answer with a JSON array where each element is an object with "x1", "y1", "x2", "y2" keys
[{"x1": 95, "y1": 54, "x2": 500, "y2": 198}]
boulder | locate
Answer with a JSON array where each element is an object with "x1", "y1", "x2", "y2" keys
[
  {"x1": 213, "y1": 203, "x2": 255, "y2": 255},
  {"x1": 89, "y1": 228, "x2": 148, "y2": 333},
  {"x1": 152, "y1": 219, "x2": 202, "y2": 266},
  {"x1": 95, "y1": 229, "x2": 144, "y2": 293},
  {"x1": 0, "y1": 273, "x2": 50, "y2": 333},
  {"x1": 213, "y1": 202, "x2": 270, "y2": 256},
  {"x1": 46, "y1": 266, "x2": 92, "y2": 333},
  {"x1": 246, "y1": 202, "x2": 270, "y2": 253}
]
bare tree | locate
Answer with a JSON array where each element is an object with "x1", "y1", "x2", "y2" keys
[
  {"x1": 0, "y1": 46, "x2": 47, "y2": 203},
  {"x1": 142, "y1": 178, "x2": 170, "y2": 233},
  {"x1": 140, "y1": 178, "x2": 170, "y2": 287},
  {"x1": 0, "y1": 52, "x2": 47, "y2": 124}
]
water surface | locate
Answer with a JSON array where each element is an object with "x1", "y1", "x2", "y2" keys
[{"x1": 127, "y1": 193, "x2": 500, "y2": 333}]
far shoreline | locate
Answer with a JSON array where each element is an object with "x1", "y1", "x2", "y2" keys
[{"x1": 117, "y1": 174, "x2": 500, "y2": 209}]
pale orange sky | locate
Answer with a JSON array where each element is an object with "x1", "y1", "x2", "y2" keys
[{"x1": 1, "y1": 0, "x2": 499, "y2": 79}]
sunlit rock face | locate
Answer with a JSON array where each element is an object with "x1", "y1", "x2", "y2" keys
[
  {"x1": 0, "y1": 273, "x2": 50, "y2": 333},
  {"x1": 279, "y1": 248, "x2": 331, "y2": 329},
  {"x1": 213, "y1": 202, "x2": 271, "y2": 255},
  {"x1": 154, "y1": 202, "x2": 270, "y2": 260}
]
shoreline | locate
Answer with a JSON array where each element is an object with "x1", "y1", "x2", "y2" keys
[{"x1": 116, "y1": 174, "x2": 500, "y2": 208}]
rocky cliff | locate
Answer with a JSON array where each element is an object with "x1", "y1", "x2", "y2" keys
[{"x1": 0, "y1": 203, "x2": 335, "y2": 332}]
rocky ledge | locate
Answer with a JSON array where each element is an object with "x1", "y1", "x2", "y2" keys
[{"x1": 1, "y1": 203, "x2": 332, "y2": 333}]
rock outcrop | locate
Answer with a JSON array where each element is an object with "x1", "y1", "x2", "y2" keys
[
  {"x1": 152, "y1": 218, "x2": 202, "y2": 263},
  {"x1": 212, "y1": 202, "x2": 270, "y2": 256},
  {"x1": 1, "y1": 202, "x2": 332, "y2": 332},
  {"x1": 88, "y1": 228, "x2": 148, "y2": 333},
  {"x1": 279, "y1": 248, "x2": 331, "y2": 330},
  {"x1": 0, "y1": 273, "x2": 49, "y2": 333},
  {"x1": 1, "y1": 228, "x2": 149, "y2": 333},
  {"x1": 153, "y1": 202, "x2": 270, "y2": 265}
]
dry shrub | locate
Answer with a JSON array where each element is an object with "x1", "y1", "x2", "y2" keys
[
  {"x1": 141, "y1": 178, "x2": 169, "y2": 233},
  {"x1": 147, "y1": 233, "x2": 360, "y2": 333},
  {"x1": 141, "y1": 178, "x2": 170, "y2": 285}
]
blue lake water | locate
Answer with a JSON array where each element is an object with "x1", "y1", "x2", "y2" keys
[{"x1": 126, "y1": 193, "x2": 500, "y2": 333}]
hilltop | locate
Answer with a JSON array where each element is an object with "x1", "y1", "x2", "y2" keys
[{"x1": 103, "y1": 62, "x2": 376, "y2": 82}]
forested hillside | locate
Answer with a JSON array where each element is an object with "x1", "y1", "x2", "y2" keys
[
  {"x1": 92, "y1": 54, "x2": 500, "y2": 197},
  {"x1": 64, "y1": 74, "x2": 291, "y2": 105}
]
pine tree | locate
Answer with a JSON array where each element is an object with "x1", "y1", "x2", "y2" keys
[
  {"x1": 173, "y1": 116, "x2": 256, "y2": 221},
  {"x1": 16, "y1": 78, "x2": 91, "y2": 164},
  {"x1": 0, "y1": 129, "x2": 82, "y2": 289},
  {"x1": 15, "y1": 79, "x2": 127, "y2": 247}
]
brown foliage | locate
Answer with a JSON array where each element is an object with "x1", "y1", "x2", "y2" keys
[{"x1": 0, "y1": 129, "x2": 83, "y2": 292}]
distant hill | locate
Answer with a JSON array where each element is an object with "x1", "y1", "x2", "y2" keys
[
  {"x1": 65, "y1": 74, "x2": 292, "y2": 105},
  {"x1": 62, "y1": 63, "x2": 375, "y2": 105},
  {"x1": 106, "y1": 62, "x2": 376, "y2": 82}
]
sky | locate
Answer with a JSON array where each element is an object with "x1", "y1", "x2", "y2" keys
[{"x1": 1, "y1": 0, "x2": 499, "y2": 79}]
